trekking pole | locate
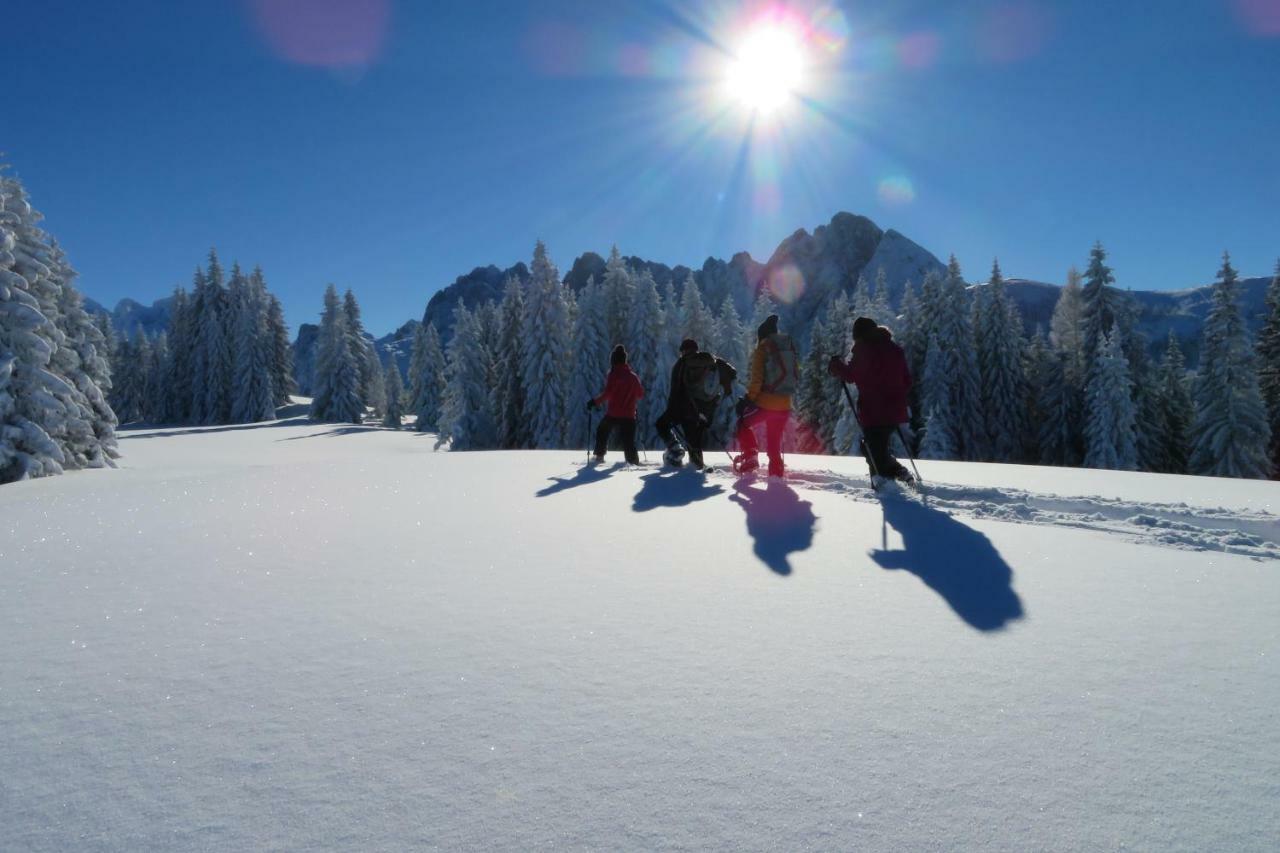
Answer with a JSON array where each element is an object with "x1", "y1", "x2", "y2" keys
[
  {"x1": 840, "y1": 381, "x2": 880, "y2": 483},
  {"x1": 895, "y1": 424, "x2": 923, "y2": 485},
  {"x1": 586, "y1": 408, "x2": 593, "y2": 465}
]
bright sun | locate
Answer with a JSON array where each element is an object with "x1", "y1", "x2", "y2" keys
[{"x1": 725, "y1": 23, "x2": 806, "y2": 115}]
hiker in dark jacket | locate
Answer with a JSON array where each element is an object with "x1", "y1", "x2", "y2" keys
[
  {"x1": 734, "y1": 314, "x2": 797, "y2": 478},
  {"x1": 655, "y1": 338, "x2": 736, "y2": 469},
  {"x1": 828, "y1": 316, "x2": 914, "y2": 482},
  {"x1": 588, "y1": 345, "x2": 644, "y2": 465}
]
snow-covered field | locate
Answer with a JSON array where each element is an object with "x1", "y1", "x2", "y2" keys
[{"x1": 2, "y1": 412, "x2": 1278, "y2": 851}]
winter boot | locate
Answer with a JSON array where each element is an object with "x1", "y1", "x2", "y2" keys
[
  {"x1": 663, "y1": 443, "x2": 686, "y2": 467},
  {"x1": 732, "y1": 453, "x2": 759, "y2": 475},
  {"x1": 767, "y1": 458, "x2": 785, "y2": 479}
]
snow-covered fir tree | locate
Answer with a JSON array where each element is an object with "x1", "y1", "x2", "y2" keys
[
  {"x1": 711, "y1": 294, "x2": 749, "y2": 443},
  {"x1": 382, "y1": 362, "x2": 404, "y2": 429},
  {"x1": 818, "y1": 291, "x2": 856, "y2": 452},
  {"x1": 439, "y1": 303, "x2": 496, "y2": 450},
  {"x1": 1188, "y1": 253, "x2": 1272, "y2": 479},
  {"x1": 1083, "y1": 325, "x2": 1138, "y2": 471},
  {"x1": 793, "y1": 307, "x2": 834, "y2": 454},
  {"x1": 520, "y1": 241, "x2": 571, "y2": 449},
  {"x1": 601, "y1": 246, "x2": 633, "y2": 346},
  {"x1": 627, "y1": 269, "x2": 665, "y2": 448},
  {"x1": 1153, "y1": 332, "x2": 1192, "y2": 474},
  {"x1": 342, "y1": 289, "x2": 380, "y2": 413},
  {"x1": 262, "y1": 273, "x2": 294, "y2": 406},
  {"x1": 678, "y1": 272, "x2": 715, "y2": 346},
  {"x1": 146, "y1": 332, "x2": 168, "y2": 423},
  {"x1": 409, "y1": 321, "x2": 446, "y2": 433},
  {"x1": 309, "y1": 284, "x2": 365, "y2": 423},
  {"x1": 1125, "y1": 335, "x2": 1164, "y2": 472},
  {"x1": 1045, "y1": 270, "x2": 1087, "y2": 466},
  {"x1": 869, "y1": 268, "x2": 894, "y2": 325},
  {"x1": 929, "y1": 256, "x2": 985, "y2": 460},
  {"x1": 192, "y1": 253, "x2": 233, "y2": 424},
  {"x1": 164, "y1": 286, "x2": 194, "y2": 424},
  {"x1": 1257, "y1": 259, "x2": 1280, "y2": 476},
  {"x1": 567, "y1": 277, "x2": 610, "y2": 449},
  {"x1": 1080, "y1": 243, "x2": 1130, "y2": 379},
  {"x1": 976, "y1": 259, "x2": 1028, "y2": 462},
  {"x1": 230, "y1": 270, "x2": 276, "y2": 424},
  {"x1": 919, "y1": 332, "x2": 961, "y2": 460},
  {"x1": 50, "y1": 246, "x2": 117, "y2": 458},
  {"x1": 492, "y1": 277, "x2": 527, "y2": 448}
]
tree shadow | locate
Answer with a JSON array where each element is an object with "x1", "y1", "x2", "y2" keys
[
  {"x1": 631, "y1": 469, "x2": 724, "y2": 513},
  {"x1": 120, "y1": 416, "x2": 315, "y2": 439},
  {"x1": 536, "y1": 463, "x2": 625, "y2": 498},
  {"x1": 870, "y1": 493, "x2": 1025, "y2": 632},
  {"x1": 276, "y1": 424, "x2": 385, "y2": 441},
  {"x1": 728, "y1": 478, "x2": 817, "y2": 577}
]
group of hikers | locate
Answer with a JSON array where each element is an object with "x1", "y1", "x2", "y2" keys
[{"x1": 586, "y1": 312, "x2": 917, "y2": 486}]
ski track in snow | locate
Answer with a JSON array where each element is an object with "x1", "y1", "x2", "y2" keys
[{"x1": 738, "y1": 470, "x2": 1280, "y2": 561}]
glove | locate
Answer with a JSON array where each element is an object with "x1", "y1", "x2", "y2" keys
[
  {"x1": 585, "y1": 399, "x2": 597, "y2": 413},
  {"x1": 696, "y1": 412, "x2": 709, "y2": 426}
]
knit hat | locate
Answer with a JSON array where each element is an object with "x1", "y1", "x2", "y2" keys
[
  {"x1": 757, "y1": 314, "x2": 779, "y2": 341},
  {"x1": 852, "y1": 316, "x2": 878, "y2": 341},
  {"x1": 611, "y1": 344, "x2": 628, "y2": 365},
  {"x1": 679, "y1": 338, "x2": 698, "y2": 354}
]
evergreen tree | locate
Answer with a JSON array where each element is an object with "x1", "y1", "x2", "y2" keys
[
  {"x1": 191, "y1": 252, "x2": 232, "y2": 424},
  {"x1": 1084, "y1": 325, "x2": 1138, "y2": 471},
  {"x1": 230, "y1": 271, "x2": 276, "y2": 423},
  {"x1": 1126, "y1": 335, "x2": 1164, "y2": 472},
  {"x1": 1047, "y1": 268, "x2": 1087, "y2": 465},
  {"x1": 310, "y1": 284, "x2": 365, "y2": 423},
  {"x1": 711, "y1": 294, "x2": 749, "y2": 444},
  {"x1": 934, "y1": 255, "x2": 985, "y2": 460},
  {"x1": 1188, "y1": 253, "x2": 1272, "y2": 478},
  {"x1": 919, "y1": 333, "x2": 961, "y2": 460},
  {"x1": 342, "y1": 289, "x2": 379, "y2": 411},
  {"x1": 0, "y1": 188, "x2": 68, "y2": 481},
  {"x1": 627, "y1": 270, "x2": 665, "y2": 449},
  {"x1": 1153, "y1": 332, "x2": 1192, "y2": 474},
  {"x1": 51, "y1": 249, "x2": 117, "y2": 458},
  {"x1": 164, "y1": 287, "x2": 194, "y2": 423},
  {"x1": 409, "y1": 321, "x2": 446, "y2": 433},
  {"x1": 869, "y1": 268, "x2": 894, "y2": 325},
  {"x1": 262, "y1": 275, "x2": 294, "y2": 406},
  {"x1": 567, "y1": 277, "x2": 610, "y2": 449},
  {"x1": 146, "y1": 332, "x2": 168, "y2": 423},
  {"x1": 601, "y1": 246, "x2": 634, "y2": 346},
  {"x1": 493, "y1": 276, "x2": 528, "y2": 448},
  {"x1": 793, "y1": 308, "x2": 833, "y2": 453},
  {"x1": 678, "y1": 272, "x2": 715, "y2": 346},
  {"x1": 439, "y1": 304, "x2": 497, "y2": 450},
  {"x1": 1080, "y1": 242, "x2": 1126, "y2": 378},
  {"x1": 1257, "y1": 259, "x2": 1280, "y2": 476},
  {"x1": 976, "y1": 260, "x2": 1028, "y2": 462},
  {"x1": 520, "y1": 241, "x2": 571, "y2": 448},
  {"x1": 382, "y1": 362, "x2": 404, "y2": 429}
]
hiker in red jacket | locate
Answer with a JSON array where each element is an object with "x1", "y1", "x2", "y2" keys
[
  {"x1": 587, "y1": 345, "x2": 645, "y2": 465},
  {"x1": 828, "y1": 316, "x2": 914, "y2": 483}
]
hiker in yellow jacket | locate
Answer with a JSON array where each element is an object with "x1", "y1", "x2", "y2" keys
[{"x1": 733, "y1": 314, "x2": 797, "y2": 477}]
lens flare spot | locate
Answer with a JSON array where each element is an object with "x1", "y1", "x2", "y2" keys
[
  {"x1": 898, "y1": 31, "x2": 942, "y2": 70},
  {"x1": 249, "y1": 0, "x2": 390, "y2": 68},
  {"x1": 877, "y1": 176, "x2": 916, "y2": 207},
  {"x1": 809, "y1": 6, "x2": 851, "y2": 53},
  {"x1": 1234, "y1": 0, "x2": 1280, "y2": 35},
  {"x1": 767, "y1": 264, "x2": 806, "y2": 304},
  {"x1": 979, "y1": 2, "x2": 1052, "y2": 64}
]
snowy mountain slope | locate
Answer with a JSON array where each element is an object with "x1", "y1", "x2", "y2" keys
[{"x1": 2, "y1": 416, "x2": 1278, "y2": 851}]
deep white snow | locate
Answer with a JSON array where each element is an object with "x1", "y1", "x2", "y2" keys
[{"x1": 2, "y1": 410, "x2": 1278, "y2": 851}]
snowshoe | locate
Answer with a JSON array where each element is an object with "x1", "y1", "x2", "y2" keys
[
  {"x1": 663, "y1": 445, "x2": 686, "y2": 467},
  {"x1": 590, "y1": 453, "x2": 606, "y2": 465},
  {"x1": 732, "y1": 453, "x2": 759, "y2": 475}
]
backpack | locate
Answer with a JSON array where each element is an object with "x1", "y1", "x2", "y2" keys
[
  {"x1": 760, "y1": 334, "x2": 798, "y2": 396},
  {"x1": 681, "y1": 352, "x2": 721, "y2": 404}
]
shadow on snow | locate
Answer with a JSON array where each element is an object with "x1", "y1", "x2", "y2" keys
[
  {"x1": 870, "y1": 491, "x2": 1025, "y2": 632},
  {"x1": 631, "y1": 468, "x2": 724, "y2": 513},
  {"x1": 728, "y1": 478, "x2": 817, "y2": 577},
  {"x1": 536, "y1": 463, "x2": 626, "y2": 498}
]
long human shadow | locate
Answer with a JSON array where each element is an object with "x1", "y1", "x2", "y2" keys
[
  {"x1": 728, "y1": 478, "x2": 817, "y2": 577},
  {"x1": 120, "y1": 416, "x2": 314, "y2": 439},
  {"x1": 632, "y1": 469, "x2": 724, "y2": 513},
  {"x1": 870, "y1": 493, "x2": 1025, "y2": 632},
  {"x1": 536, "y1": 463, "x2": 624, "y2": 498}
]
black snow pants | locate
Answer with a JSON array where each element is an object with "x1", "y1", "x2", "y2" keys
[{"x1": 595, "y1": 416, "x2": 639, "y2": 465}]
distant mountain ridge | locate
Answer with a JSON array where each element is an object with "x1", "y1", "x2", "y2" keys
[{"x1": 86, "y1": 211, "x2": 1273, "y2": 384}]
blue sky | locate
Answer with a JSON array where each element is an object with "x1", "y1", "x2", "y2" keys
[{"x1": 5, "y1": 0, "x2": 1279, "y2": 335}]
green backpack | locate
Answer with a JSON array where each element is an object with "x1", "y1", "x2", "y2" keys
[{"x1": 760, "y1": 334, "x2": 798, "y2": 396}]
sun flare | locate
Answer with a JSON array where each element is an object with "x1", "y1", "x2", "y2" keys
[{"x1": 724, "y1": 23, "x2": 806, "y2": 115}]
